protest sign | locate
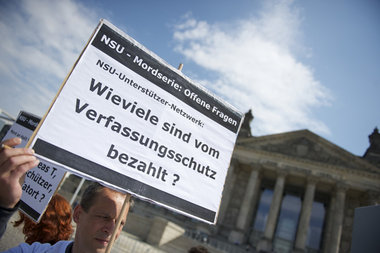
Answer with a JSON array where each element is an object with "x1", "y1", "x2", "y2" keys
[
  {"x1": 3, "y1": 111, "x2": 66, "y2": 222},
  {"x1": 29, "y1": 19, "x2": 243, "y2": 223}
]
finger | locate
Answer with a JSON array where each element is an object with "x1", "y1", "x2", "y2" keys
[
  {"x1": 0, "y1": 147, "x2": 35, "y2": 166},
  {"x1": 1, "y1": 137, "x2": 22, "y2": 147},
  {"x1": 12, "y1": 159, "x2": 40, "y2": 180},
  {"x1": 1, "y1": 154, "x2": 38, "y2": 175}
]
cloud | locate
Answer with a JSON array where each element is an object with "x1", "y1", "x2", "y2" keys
[
  {"x1": 173, "y1": 0, "x2": 331, "y2": 136},
  {"x1": 0, "y1": 0, "x2": 98, "y2": 117}
]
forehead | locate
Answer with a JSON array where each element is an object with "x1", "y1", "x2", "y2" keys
[{"x1": 89, "y1": 188, "x2": 126, "y2": 213}]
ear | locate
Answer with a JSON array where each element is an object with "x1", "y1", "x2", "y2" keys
[{"x1": 73, "y1": 204, "x2": 83, "y2": 223}]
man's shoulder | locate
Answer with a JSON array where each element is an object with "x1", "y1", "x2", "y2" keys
[
  {"x1": 49, "y1": 241, "x2": 73, "y2": 252},
  {"x1": 5, "y1": 240, "x2": 72, "y2": 253}
]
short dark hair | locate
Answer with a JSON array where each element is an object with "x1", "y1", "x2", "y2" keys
[
  {"x1": 80, "y1": 182, "x2": 133, "y2": 212},
  {"x1": 188, "y1": 245, "x2": 210, "y2": 253}
]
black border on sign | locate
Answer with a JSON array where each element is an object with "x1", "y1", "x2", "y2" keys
[
  {"x1": 33, "y1": 138, "x2": 216, "y2": 223},
  {"x1": 16, "y1": 111, "x2": 41, "y2": 131},
  {"x1": 19, "y1": 200, "x2": 40, "y2": 221}
]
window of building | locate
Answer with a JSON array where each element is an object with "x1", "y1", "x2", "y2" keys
[
  {"x1": 306, "y1": 201, "x2": 325, "y2": 250},
  {"x1": 253, "y1": 188, "x2": 274, "y2": 231},
  {"x1": 250, "y1": 188, "x2": 274, "y2": 245},
  {"x1": 273, "y1": 194, "x2": 302, "y2": 252}
]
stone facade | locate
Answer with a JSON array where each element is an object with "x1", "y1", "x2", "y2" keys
[{"x1": 219, "y1": 129, "x2": 380, "y2": 253}]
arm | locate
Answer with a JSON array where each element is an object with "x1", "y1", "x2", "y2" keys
[
  {"x1": 0, "y1": 204, "x2": 19, "y2": 239},
  {"x1": 0, "y1": 137, "x2": 39, "y2": 238}
]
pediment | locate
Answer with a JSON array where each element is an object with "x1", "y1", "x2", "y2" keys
[{"x1": 237, "y1": 129, "x2": 379, "y2": 173}]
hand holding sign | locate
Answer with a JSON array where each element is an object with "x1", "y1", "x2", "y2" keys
[
  {"x1": 2, "y1": 111, "x2": 67, "y2": 222},
  {"x1": 0, "y1": 138, "x2": 39, "y2": 209}
]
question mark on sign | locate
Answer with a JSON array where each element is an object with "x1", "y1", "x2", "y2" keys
[
  {"x1": 172, "y1": 174, "x2": 180, "y2": 186},
  {"x1": 39, "y1": 193, "x2": 45, "y2": 202}
]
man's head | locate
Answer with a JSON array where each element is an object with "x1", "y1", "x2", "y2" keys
[
  {"x1": 188, "y1": 245, "x2": 210, "y2": 253},
  {"x1": 73, "y1": 182, "x2": 132, "y2": 253}
]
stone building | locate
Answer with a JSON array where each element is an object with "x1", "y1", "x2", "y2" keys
[
  {"x1": 58, "y1": 111, "x2": 380, "y2": 253},
  {"x1": 220, "y1": 125, "x2": 380, "y2": 253}
]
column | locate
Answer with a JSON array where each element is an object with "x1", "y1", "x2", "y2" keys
[
  {"x1": 322, "y1": 194, "x2": 336, "y2": 253},
  {"x1": 257, "y1": 173, "x2": 286, "y2": 252},
  {"x1": 294, "y1": 178, "x2": 317, "y2": 252},
  {"x1": 217, "y1": 161, "x2": 237, "y2": 225},
  {"x1": 328, "y1": 185, "x2": 346, "y2": 253},
  {"x1": 229, "y1": 167, "x2": 261, "y2": 243},
  {"x1": 367, "y1": 190, "x2": 380, "y2": 206}
]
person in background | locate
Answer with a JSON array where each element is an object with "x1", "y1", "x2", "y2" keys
[
  {"x1": 13, "y1": 193, "x2": 73, "y2": 244},
  {"x1": 188, "y1": 245, "x2": 210, "y2": 253}
]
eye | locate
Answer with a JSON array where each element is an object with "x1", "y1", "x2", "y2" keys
[{"x1": 95, "y1": 214, "x2": 109, "y2": 220}]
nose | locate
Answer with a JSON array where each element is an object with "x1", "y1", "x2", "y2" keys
[{"x1": 102, "y1": 219, "x2": 116, "y2": 234}]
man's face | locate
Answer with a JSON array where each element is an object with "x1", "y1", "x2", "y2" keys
[{"x1": 73, "y1": 188, "x2": 129, "y2": 253}]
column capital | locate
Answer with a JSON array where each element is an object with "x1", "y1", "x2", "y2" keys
[
  {"x1": 239, "y1": 161, "x2": 263, "y2": 171},
  {"x1": 250, "y1": 163, "x2": 263, "y2": 172},
  {"x1": 335, "y1": 182, "x2": 349, "y2": 192},
  {"x1": 227, "y1": 159, "x2": 240, "y2": 175},
  {"x1": 366, "y1": 190, "x2": 380, "y2": 205},
  {"x1": 277, "y1": 170, "x2": 287, "y2": 178},
  {"x1": 249, "y1": 167, "x2": 262, "y2": 177},
  {"x1": 240, "y1": 161, "x2": 262, "y2": 170},
  {"x1": 230, "y1": 158, "x2": 239, "y2": 168},
  {"x1": 306, "y1": 176, "x2": 318, "y2": 185}
]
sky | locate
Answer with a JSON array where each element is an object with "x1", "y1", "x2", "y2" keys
[{"x1": 0, "y1": 0, "x2": 379, "y2": 157}]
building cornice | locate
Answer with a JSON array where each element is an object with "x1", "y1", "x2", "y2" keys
[{"x1": 233, "y1": 145, "x2": 380, "y2": 192}]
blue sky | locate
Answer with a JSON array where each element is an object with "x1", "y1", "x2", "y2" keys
[{"x1": 0, "y1": 0, "x2": 379, "y2": 156}]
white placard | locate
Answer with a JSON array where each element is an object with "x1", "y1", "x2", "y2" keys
[
  {"x1": 29, "y1": 19, "x2": 243, "y2": 223},
  {"x1": 3, "y1": 111, "x2": 66, "y2": 222}
]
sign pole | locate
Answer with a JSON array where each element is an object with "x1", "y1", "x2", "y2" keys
[
  {"x1": 105, "y1": 194, "x2": 131, "y2": 253},
  {"x1": 177, "y1": 63, "x2": 183, "y2": 71}
]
